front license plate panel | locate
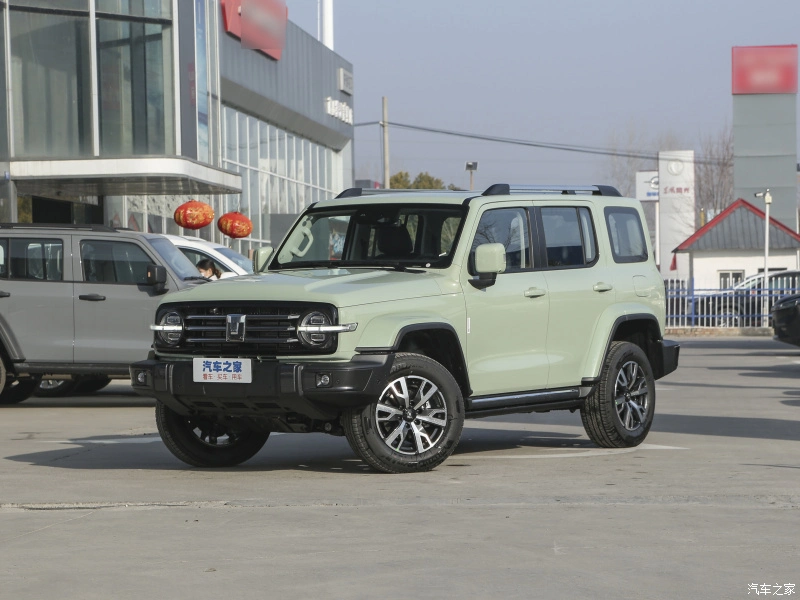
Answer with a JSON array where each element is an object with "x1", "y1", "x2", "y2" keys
[{"x1": 193, "y1": 358, "x2": 252, "y2": 383}]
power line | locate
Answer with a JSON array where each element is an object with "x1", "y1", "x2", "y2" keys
[{"x1": 354, "y1": 120, "x2": 727, "y2": 166}]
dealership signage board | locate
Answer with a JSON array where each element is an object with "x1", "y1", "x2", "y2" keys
[
  {"x1": 221, "y1": 0, "x2": 287, "y2": 60},
  {"x1": 658, "y1": 151, "x2": 695, "y2": 279},
  {"x1": 635, "y1": 171, "x2": 659, "y2": 202},
  {"x1": 732, "y1": 45, "x2": 798, "y2": 94}
]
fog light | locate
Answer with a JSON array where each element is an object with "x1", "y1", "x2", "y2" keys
[
  {"x1": 316, "y1": 373, "x2": 331, "y2": 387},
  {"x1": 135, "y1": 371, "x2": 147, "y2": 385}
]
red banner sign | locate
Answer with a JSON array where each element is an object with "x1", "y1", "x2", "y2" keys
[
  {"x1": 732, "y1": 45, "x2": 798, "y2": 94},
  {"x1": 221, "y1": 0, "x2": 287, "y2": 61}
]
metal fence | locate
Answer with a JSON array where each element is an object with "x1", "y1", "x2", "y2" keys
[{"x1": 665, "y1": 279, "x2": 798, "y2": 329}]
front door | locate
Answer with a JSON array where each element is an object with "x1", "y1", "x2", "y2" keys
[
  {"x1": 72, "y1": 237, "x2": 164, "y2": 365},
  {"x1": 461, "y1": 205, "x2": 550, "y2": 397}
]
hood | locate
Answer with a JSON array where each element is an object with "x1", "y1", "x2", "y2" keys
[{"x1": 163, "y1": 268, "x2": 448, "y2": 308}]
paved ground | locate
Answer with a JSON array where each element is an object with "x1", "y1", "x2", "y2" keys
[{"x1": 1, "y1": 337, "x2": 798, "y2": 599}]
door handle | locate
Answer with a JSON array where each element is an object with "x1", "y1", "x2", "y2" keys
[
  {"x1": 79, "y1": 294, "x2": 106, "y2": 301},
  {"x1": 524, "y1": 287, "x2": 547, "y2": 298},
  {"x1": 593, "y1": 282, "x2": 614, "y2": 293},
  {"x1": 0, "y1": 291, "x2": 9, "y2": 298}
]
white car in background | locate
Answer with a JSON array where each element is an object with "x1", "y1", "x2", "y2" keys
[{"x1": 163, "y1": 235, "x2": 253, "y2": 277}]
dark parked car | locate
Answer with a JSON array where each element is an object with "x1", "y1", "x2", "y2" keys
[
  {"x1": 693, "y1": 270, "x2": 800, "y2": 327},
  {"x1": 771, "y1": 293, "x2": 800, "y2": 346}
]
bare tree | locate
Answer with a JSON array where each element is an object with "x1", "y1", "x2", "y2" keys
[{"x1": 695, "y1": 123, "x2": 733, "y2": 223}]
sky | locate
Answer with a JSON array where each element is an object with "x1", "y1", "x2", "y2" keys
[{"x1": 284, "y1": 0, "x2": 800, "y2": 193}]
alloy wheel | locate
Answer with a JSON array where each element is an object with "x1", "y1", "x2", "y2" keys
[
  {"x1": 614, "y1": 360, "x2": 650, "y2": 431},
  {"x1": 374, "y1": 375, "x2": 448, "y2": 455}
]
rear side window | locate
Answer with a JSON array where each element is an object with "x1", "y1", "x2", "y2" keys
[
  {"x1": 540, "y1": 207, "x2": 597, "y2": 268},
  {"x1": 604, "y1": 207, "x2": 648, "y2": 263},
  {"x1": 7, "y1": 238, "x2": 64, "y2": 281}
]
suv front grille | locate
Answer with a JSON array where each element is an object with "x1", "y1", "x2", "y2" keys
[{"x1": 157, "y1": 302, "x2": 338, "y2": 357}]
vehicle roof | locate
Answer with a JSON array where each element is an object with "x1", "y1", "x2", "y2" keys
[
  {"x1": 162, "y1": 234, "x2": 227, "y2": 249},
  {"x1": 312, "y1": 184, "x2": 634, "y2": 210}
]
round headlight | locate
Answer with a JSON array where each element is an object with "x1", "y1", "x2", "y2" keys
[
  {"x1": 297, "y1": 311, "x2": 332, "y2": 348},
  {"x1": 157, "y1": 311, "x2": 183, "y2": 346}
]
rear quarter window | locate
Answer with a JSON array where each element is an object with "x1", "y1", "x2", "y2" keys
[{"x1": 604, "y1": 207, "x2": 648, "y2": 263}]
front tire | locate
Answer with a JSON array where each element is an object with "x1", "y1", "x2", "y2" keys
[
  {"x1": 343, "y1": 353, "x2": 464, "y2": 473},
  {"x1": 155, "y1": 402, "x2": 269, "y2": 467},
  {"x1": 580, "y1": 341, "x2": 655, "y2": 448}
]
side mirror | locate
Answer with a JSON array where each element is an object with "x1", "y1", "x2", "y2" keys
[
  {"x1": 146, "y1": 264, "x2": 168, "y2": 294},
  {"x1": 253, "y1": 246, "x2": 274, "y2": 273},
  {"x1": 471, "y1": 243, "x2": 506, "y2": 289}
]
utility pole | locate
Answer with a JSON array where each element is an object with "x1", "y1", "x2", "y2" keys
[
  {"x1": 381, "y1": 97, "x2": 390, "y2": 188},
  {"x1": 755, "y1": 188, "x2": 772, "y2": 327}
]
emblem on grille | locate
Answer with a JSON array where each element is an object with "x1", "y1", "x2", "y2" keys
[{"x1": 226, "y1": 314, "x2": 247, "y2": 342}]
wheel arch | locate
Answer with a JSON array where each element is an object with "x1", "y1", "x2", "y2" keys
[
  {"x1": 584, "y1": 313, "x2": 667, "y2": 382},
  {"x1": 358, "y1": 323, "x2": 472, "y2": 398}
]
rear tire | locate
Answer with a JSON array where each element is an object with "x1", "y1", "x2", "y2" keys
[
  {"x1": 155, "y1": 402, "x2": 269, "y2": 467},
  {"x1": 35, "y1": 379, "x2": 80, "y2": 398},
  {"x1": 580, "y1": 341, "x2": 655, "y2": 448},
  {"x1": 343, "y1": 353, "x2": 464, "y2": 473},
  {"x1": 0, "y1": 376, "x2": 42, "y2": 405}
]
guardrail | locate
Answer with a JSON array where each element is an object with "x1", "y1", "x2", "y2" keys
[{"x1": 666, "y1": 282, "x2": 799, "y2": 328}]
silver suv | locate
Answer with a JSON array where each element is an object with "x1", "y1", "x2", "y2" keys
[{"x1": 0, "y1": 224, "x2": 205, "y2": 404}]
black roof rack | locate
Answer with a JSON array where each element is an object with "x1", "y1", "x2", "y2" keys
[
  {"x1": 0, "y1": 223, "x2": 118, "y2": 232},
  {"x1": 481, "y1": 184, "x2": 621, "y2": 197},
  {"x1": 334, "y1": 187, "x2": 467, "y2": 199}
]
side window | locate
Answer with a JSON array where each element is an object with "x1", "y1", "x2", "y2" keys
[
  {"x1": 8, "y1": 238, "x2": 63, "y2": 281},
  {"x1": 0, "y1": 239, "x2": 6, "y2": 279},
  {"x1": 179, "y1": 248, "x2": 230, "y2": 273},
  {"x1": 470, "y1": 208, "x2": 530, "y2": 273},
  {"x1": 541, "y1": 207, "x2": 597, "y2": 268},
  {"x1": 604, "y1": 207, "x2": 648, "y2": 264},
  {"x1": 81, "y1": 240, "x2": 152, "y2": 284}
]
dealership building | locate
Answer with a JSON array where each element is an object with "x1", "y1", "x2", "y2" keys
[{"x1": 0, "y1": 0, "x2": 354, "y2": 254}]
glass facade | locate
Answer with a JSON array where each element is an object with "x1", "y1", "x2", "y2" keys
[
  {"x1": 6, "y1": 0, "x2": 174, "y2": 158},
  {"x1": 219, "y1": 105, "x2": 342, "y2": 255},
  {"x1": 97, "y1": 17, "x2": 174, "y2": 154},
  {"x1": 10, "y1": 9, "x2": 93, "y2": 157}
]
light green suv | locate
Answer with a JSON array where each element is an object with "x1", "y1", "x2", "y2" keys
[{"x1": 131, "y1": 184, "x2": 679, "y2": 473}]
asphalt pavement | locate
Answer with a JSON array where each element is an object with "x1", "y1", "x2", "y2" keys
[{"x1": 1, "y1": 337, "x2": 798, "y2": 599}]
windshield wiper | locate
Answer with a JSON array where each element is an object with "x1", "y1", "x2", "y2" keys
[{"x1": 183, "y1": 276, "x2": 211, "y2": 282}]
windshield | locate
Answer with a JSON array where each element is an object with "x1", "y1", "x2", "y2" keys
[
  {"x1": 149, "y1": 237, "x2": 206, "y2": 280},
  {"x1": 215, "y1": 246, "x2": 253, "y2": 273},
  {"x1": 272, "y1": 204, "x2": 466, "y2": 269}
]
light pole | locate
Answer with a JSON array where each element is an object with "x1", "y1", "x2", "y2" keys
[
  {"x1": 465, "y1": 161, "x2": 478, "y2": 191},
  {"x1": 755, "y1": 188, "x2": 772, "y2": 327}
]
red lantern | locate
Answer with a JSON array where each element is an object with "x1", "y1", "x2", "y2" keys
[
  {"x1": 174, "y1": 200, "x2": 214, "y2": 230},
  {"x1": 217, "y1": 211, "x2": 253, "y2": 239}
]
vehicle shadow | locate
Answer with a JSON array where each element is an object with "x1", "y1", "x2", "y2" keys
[{"x1": 2, "y1": 429, "x2": 586, "y2": 473}]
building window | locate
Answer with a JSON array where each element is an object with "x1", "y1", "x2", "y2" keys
[
  {"x1": 10, "y1": 8, "x2": 93, "y2": 157},
  {"x1": 719, "y1": 271, "x2": 744, "y2": 289},
  {"x1": 97, "y1": 15, "x2": 174, "y2": 155}
]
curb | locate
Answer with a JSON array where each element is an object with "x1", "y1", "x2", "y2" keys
[{"x1": 664, "y1": 327, "x2": 772, "y2": 337}]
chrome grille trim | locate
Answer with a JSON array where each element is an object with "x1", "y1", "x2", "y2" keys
[{"x1": 159, "y1": 302, "x2": 338, "y2": 357}]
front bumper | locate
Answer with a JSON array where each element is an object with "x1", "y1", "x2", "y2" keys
[{"x1": 130, "y1": 354, "x2": 395, "y2": 421}]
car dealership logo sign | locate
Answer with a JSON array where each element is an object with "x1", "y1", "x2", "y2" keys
[{"x1": 221, "y1": 0, "x2": 287, "y2": 61}]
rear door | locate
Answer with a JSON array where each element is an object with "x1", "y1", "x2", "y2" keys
[
  {"x1": 72, "y1": 235, "x2": 165, "y2": 364},
  {"x1": 0, "y1": 235, "x2": 74, "y2": 362},
  {"x1": 535, "y1": 205, "x2": 617, "y2": 388}
]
